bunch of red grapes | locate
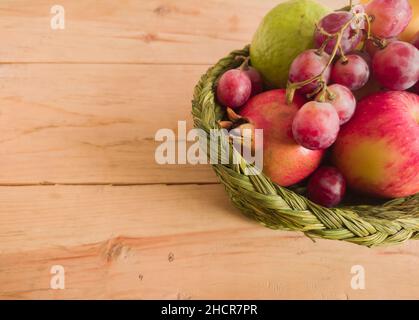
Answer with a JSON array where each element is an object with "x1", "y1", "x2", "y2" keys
[
  {"x1": 215, "y1": 0, "x2": 419, "y2": 207},
  {"x1": 290, "y1": 2, "x2": 417, "y2": 150}
]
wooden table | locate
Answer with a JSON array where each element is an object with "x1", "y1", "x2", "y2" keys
[{"x1": 0, "y1": 0, "x2": 418, "y2": 300}]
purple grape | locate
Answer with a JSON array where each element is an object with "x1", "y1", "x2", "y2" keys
[
  {"x1": 314, "y1": 12, "x2": 363, "y2": 55},
  {"x1": 307, "y1": 166, "x2": 346, "y2": 207},
  {"x1": 372, "y1": 41, "x2": 419, "y2": 90},
  {"x1": 292, "y1": 101, "x2": 340, "y2": 150},
  {"x1": 331, "y1": 54, "x2": 370, "y2": 91},
  {"x1": 317, "y1": 84, "x2": 356, "y2": 125},
  {"x1": 366, "y1": 0, "x2": 412, "y2": 38},
  {"x1": 289, "y1": 49, "x2": 331, "y2": 94},
  {"x1": 216, "y1": 69, "x2": 252, "y2": 108}
]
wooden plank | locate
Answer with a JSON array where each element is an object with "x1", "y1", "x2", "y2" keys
[
  {"x1": 0, "y1": 63, "x2": 218, "y2": 184},
  {"x1": 1, "y1": 184, "x2": 419, "y2": 299},
  {"x1": 3, "y1": 0, "x2": 410, "y2": 301},
  {"x1": 0, "y1": 0, "x2": 347, "y2": 64}
]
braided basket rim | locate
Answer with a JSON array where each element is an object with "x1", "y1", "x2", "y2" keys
[{"x1": 192, "y1": 46, "x2": 419, "y2": 247}]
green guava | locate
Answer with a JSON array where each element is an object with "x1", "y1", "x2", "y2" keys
[{"x1": 250, "y1": 0, "x2": 330, "y2": 88}]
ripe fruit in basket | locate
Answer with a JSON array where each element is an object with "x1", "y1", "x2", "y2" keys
[
  {"x1": 364, "y1": 0, "x2": 412, "y2": 38},
  {"x1": 331, "y1": 54, "x2": 370, "y2": 91},
  {"x1": 372, "y1": 41, "x2": 419, "y2": 90},
  {"x1": 292, "y1": 101, "x2": 340, "y2": 150},
  {"x1": 216, "y1": 69, "x2": 251, "y2": 108},
  {"x1": 285, "y1": 7, "x2": 373, "y2": 103},
  {"x1": 307, "y1": 166, "x2": 346, "y2": 207},
  {"x1": 316, "y1": 84, "x2": 356, "y2": 125},
  {"x1": 239, "y1": 89, "x2": 324, "y2": 187},
  {"x1": 288, "y1": 49, "x2": 331, "y2": 94},
  {"x1": 250, "y1": 0, "x2": 329, "y2": 88},
  {"x1": 361, "y1": 0, "x2": 418, "y2": 41},
  {"x1": 365, "y1": 37, "x2": 397, "y2": 58},
  {"x1": 333, "y1": 91, "x2": 419, "y2": 198},
  {"x1": 314, "y1": 11, "x2": 363, "y2": 55}
]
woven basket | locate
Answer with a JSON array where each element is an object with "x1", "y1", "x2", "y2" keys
[{"x1": 192, "y1": 46, "x2": 419, "y2": 247}]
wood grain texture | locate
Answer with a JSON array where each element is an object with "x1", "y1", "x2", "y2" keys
[
  {"x1": 0, "y1": 0, "x2": 349, "y2": 64},
  {"x1": 0, "y1": 0, "x2": 280, "y2": 64},
  {"x1": 0, "y1": 63, "x2": 217, "y2": 184},
  {"x1": 1, "y1": 184, "x2": 419, "y2": 300},
  {"x1": 1, "y1": 0, "x2": 416, "y2": 300}
]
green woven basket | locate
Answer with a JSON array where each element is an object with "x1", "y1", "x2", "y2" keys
[{"x1": 192, "y1": 46, "x2": 419, "y2": 247}]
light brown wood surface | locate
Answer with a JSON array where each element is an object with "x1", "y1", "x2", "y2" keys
[{"x1": 1, "y1": 0, "x2": 418, "y2": 300}]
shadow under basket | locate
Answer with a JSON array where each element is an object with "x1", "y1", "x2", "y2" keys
[{"x1": 192, "y1": 46, "x2": 419, "y2": 247}]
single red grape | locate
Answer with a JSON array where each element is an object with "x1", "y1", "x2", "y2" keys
[
  {"x1": 289, "y1": 49, "x2": 331, "y2": 95},
  {"x1": 307, "y1": 166, "x2": 346, "y2": 207},
  {"x1": 351, "y1": 50, "x2": 373, "y2": 70},
  {"x1": 372, "y1": 41, "x2": 419, "y2": 90},
  {"x1": 314, "y1": 12, "x2": 363, "y2": 55},
  {"x1": 292, "y1": 101, "x2": 340, "y2": 150},
  {"x1": 317, "y1": 84, "x2": 356, "y2": 125},
  {"x1": 331, "y1": 54, "x2": 370, "y2": 91},
  {"x1": 365, "y1": 37, "x2": 397, "y2": 58},
  {"x1": 366, "y1": 0, "x2": 412, "y2": 38},
  {"x1": 216, "y1": 69, "x2": 251, "y2": 108}
]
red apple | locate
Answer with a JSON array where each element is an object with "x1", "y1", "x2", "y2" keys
[
  {"x1": 333, "y1": 91, "x2": 419, "y2": 198},
  {"x1": 239, "y1": 89, "x2": 324, "y2": 186}
]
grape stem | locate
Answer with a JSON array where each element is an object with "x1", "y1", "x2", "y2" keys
[
  {"x1": 362, "y1": 13, "x2": 388, "y2": 49},
  {"x1": 285, "y1": 8, "x2": 370, "y2": 104}
]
